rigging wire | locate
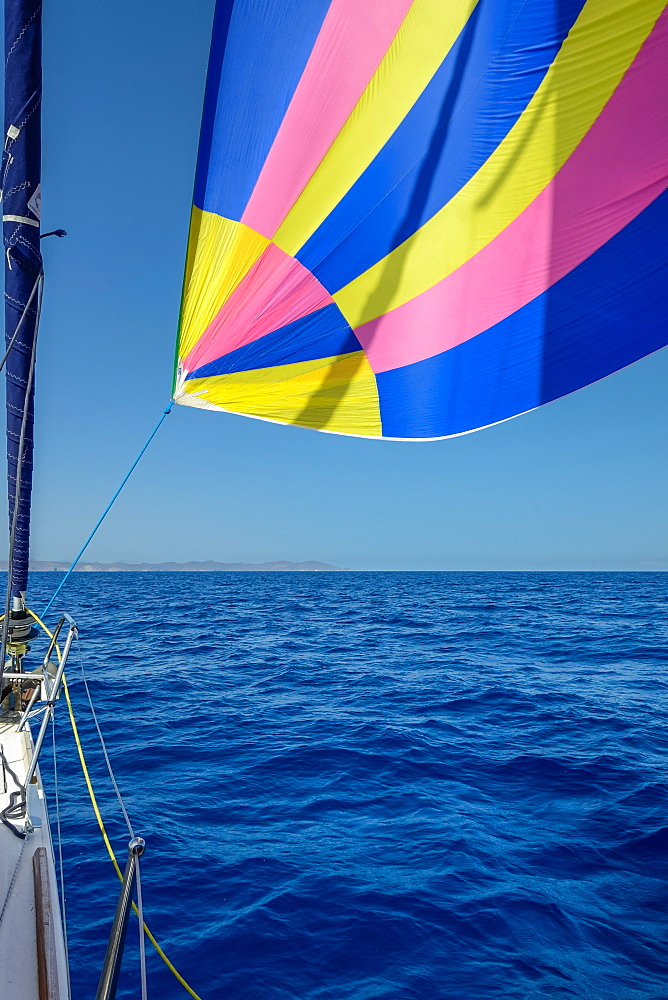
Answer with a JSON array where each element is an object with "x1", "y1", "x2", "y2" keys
[
  {"x1": 27, "y1": 608, "x2": 203, "y2": 1000},
  {"x1": 0, "y1": 266, "x2": 41, "y2": 375},
  {"x1": 41, "y1": 401, "x2": 173, "y2": 618},
  {"x1": 0, "y1": 270, "x2": 43, "y2": 698}
]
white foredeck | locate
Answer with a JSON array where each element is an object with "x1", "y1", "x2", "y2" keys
[{"x1": 0, "y1": 718, "x2": 69, "y2": 999}]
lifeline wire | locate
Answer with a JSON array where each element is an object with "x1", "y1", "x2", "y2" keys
[
  {"x1": 75, "y1": 632, "x2": 146, "y2": 996},
  {"x1": 27, "y1": 608, "x2": 204, "y2": 1000},
  {"x1": 42, "y1": 401, "x2": 174, "y2": 617},
  {"x1": 75, "y1": 632, "x2": 134, "y2": 838},
  {"x1": 136, "y1": 853, "x2": 148, "y2": 1000},
  {"x1": 51, "y1": 712, "x2": 71, "y2": 1000}
]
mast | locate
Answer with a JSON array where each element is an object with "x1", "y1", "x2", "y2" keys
[{"x1": 2, "y1": 0, "x2": 42, "y2": 641}]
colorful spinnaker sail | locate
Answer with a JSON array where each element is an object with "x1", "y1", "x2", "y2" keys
[{"x1": 173, "y1": 0, "x2": 668, "y2": 440}]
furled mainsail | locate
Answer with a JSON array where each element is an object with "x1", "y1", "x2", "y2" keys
[
  {"x1": 3, "y1": 0, "x2": 42, "y2": 594},
  {"x1": 174, "y1": 0, "x2": 668, "y2": 440}
]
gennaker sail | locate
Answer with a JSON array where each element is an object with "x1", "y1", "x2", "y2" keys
[{"x1": 174, "y1": 0, "x2": 668, "y2": 440}]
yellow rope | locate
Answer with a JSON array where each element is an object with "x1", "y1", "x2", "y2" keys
[{"x1": 27, "y1": 609, "x2": 204, "y2": 1000}]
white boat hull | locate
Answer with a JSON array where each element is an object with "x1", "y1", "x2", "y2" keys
[{"x1": 0, "y1": 719, "x2": 69, "y2": 999}]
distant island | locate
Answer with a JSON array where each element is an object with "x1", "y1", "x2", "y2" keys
[{"x1": 4, "y1": 559, "x2": 346, "y2": 573}]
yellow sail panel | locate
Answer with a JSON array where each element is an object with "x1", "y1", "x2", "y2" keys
[
  {"x1": 179, "y1": 209, "x2": 270, "y2": 360},
  {"x1": 178, "y1": 353, "x2": 382, "y2": 437}
]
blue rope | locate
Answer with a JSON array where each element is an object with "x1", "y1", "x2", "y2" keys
[{"x1": 42, "y1": 402, "x2": 173, "y2": 617}]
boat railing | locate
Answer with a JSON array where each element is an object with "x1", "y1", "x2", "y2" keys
[
  {"x1": 15, "y1": 614, "x2": 68, "y2": 732},
  {"x1": 22, "y1": 621, "x2": 77, "y2": 789},
  {"x1": 1, "y1": 612, "x2": 149, "y2": 1000}
]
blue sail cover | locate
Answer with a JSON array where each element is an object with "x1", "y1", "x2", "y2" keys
[{"x1": 3, "y1": 0, "x2": 42, "y2": 596}]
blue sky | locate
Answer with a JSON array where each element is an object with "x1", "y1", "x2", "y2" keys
[{"x1": 8, "y1": 0, "x2": 667, "y2": 570}]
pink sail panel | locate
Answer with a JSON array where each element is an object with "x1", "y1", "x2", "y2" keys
[{"x1": 183, "y1": 241, "x2": 334, "y2": 375}]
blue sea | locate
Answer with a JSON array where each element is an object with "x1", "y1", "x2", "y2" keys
[{"x1": 28, "y1": 572, "x2": 668, "y2": 999}]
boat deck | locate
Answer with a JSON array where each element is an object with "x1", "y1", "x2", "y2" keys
[{"x1": 0, "y1": 717, "x2": 69, "y2": 999}]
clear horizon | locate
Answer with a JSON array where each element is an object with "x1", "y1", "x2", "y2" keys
[{"x1": 13, "y1": 560, "x2": 668, "y2": 574}]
